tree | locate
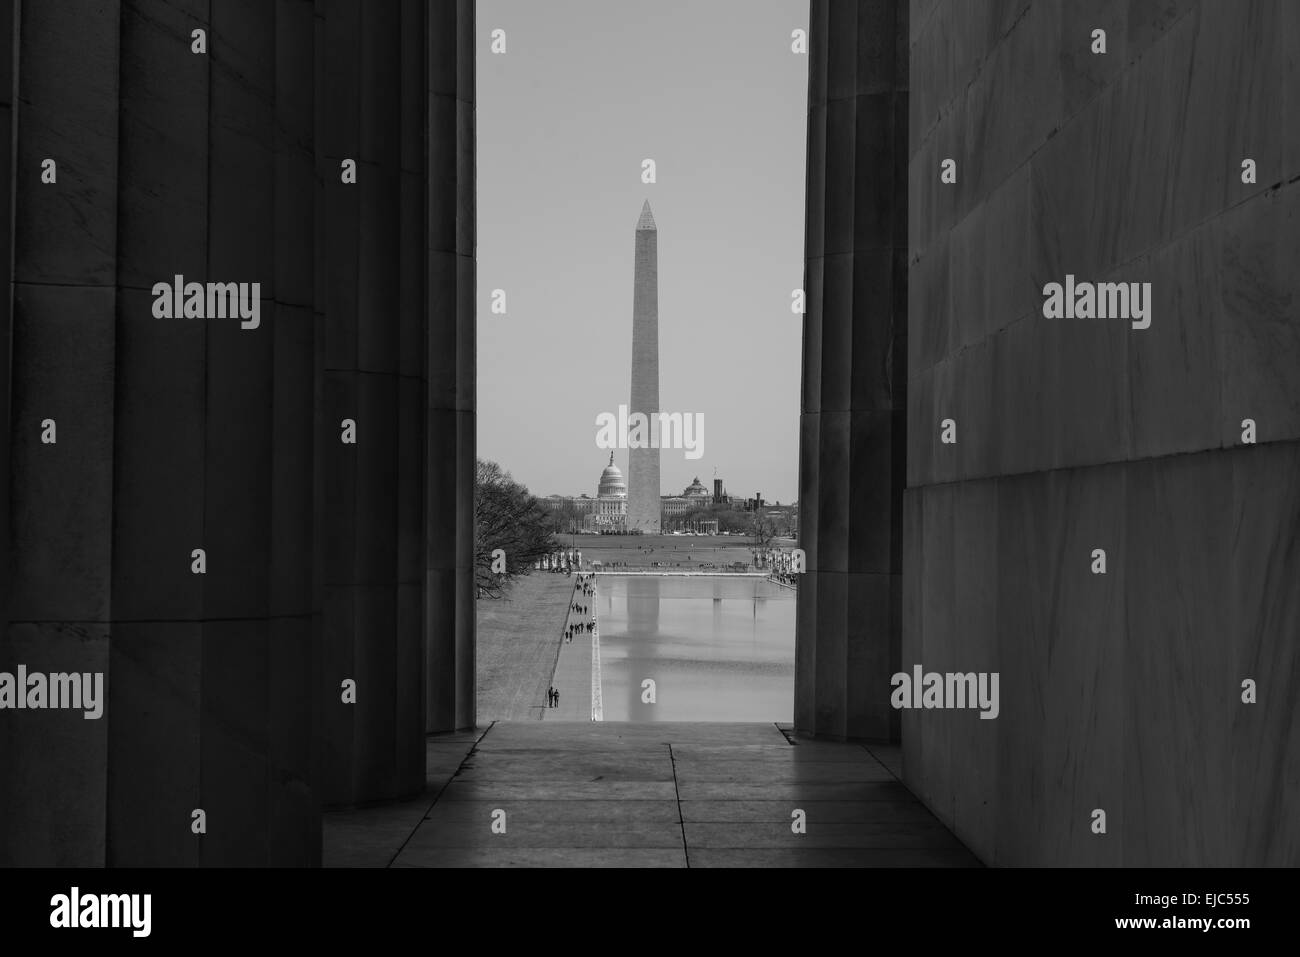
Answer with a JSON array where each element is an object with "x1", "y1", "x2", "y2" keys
[
  {"x1": 750, "y1": 514, "x2": 778, "y2": 547},
  {"x1": 475, "y1": 459, "x2": 557, "y2": 598}
]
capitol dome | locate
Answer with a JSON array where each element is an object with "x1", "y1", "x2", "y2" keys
[{"x1": 597, "y1": 453, "x2": 627, "y2": 499}]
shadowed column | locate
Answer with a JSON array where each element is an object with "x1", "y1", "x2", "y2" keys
[
  {"x1": 318, "y1": 0, "x2": 475, "y2": 803},
  {"x1": 0, "y1": 0, "x2": 118, "y2": 866},
  {"x1": 424, "y1": 0, "x2": 476, "y2": 736},
  {"x1": 0, "y1": 0, "x2": 476, "y2": 863},
  {"x1": 0, "y1": 0, "x2": 320, "y2": 865},
  {"x1": 795, "y1": 0, "x2": 908, "y2": 743}
]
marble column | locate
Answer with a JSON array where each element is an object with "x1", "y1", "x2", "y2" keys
[
  {"x1": 795, "y1": 0, "x2": 908, "y2": 742},
  {"x1": 0, "y1": 0, "x2": 476, "y2": 862},
  {"x1": 424, "y1": 0, "x2": 477, "y2": 737},
  {"x1": 318, "y1": 0, "x2": 476, "y2": 805},
  {"x1": 0, "y1": 0, "x2": 319, "y2": 866}
]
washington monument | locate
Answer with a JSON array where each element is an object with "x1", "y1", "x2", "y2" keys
[{"x1": 627, "y1": 200, "x2": 661, "y2": 533}]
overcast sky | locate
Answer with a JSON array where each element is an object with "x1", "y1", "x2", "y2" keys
[{"x1": 477, "y1": 0, "x2": 808, "y2": 504}]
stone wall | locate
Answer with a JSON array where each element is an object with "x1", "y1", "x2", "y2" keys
[{"x1": 903, "y1": 0, "x2": 1299, "y2": 865}]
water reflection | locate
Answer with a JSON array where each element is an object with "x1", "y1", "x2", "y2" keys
[
  {"x1": 626, "y1": 576, "x2": 660, "y2": 636},
  {"x1": 599, "y1": 575, "x2": 795, "y2": 722}
]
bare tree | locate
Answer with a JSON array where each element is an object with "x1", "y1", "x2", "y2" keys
[
  {"x1": 750, "y1": 514, "x2": 778, "y2": 547},
  {"x1": 475, "y1": 459, "x2": 557, "y2": 598}
]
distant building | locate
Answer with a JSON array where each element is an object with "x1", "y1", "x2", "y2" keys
[
  {"x1": 661, "y1": 495, "x2": 691, "y2": 519},
  {"x1": 682, "y1": 476, "x2": 712, "y2": 506},
  {"x1": 542, "y1": 494, "x2": 593, "y2": 514},
  {"x1": 662, "y1": 477, "x2": 723, "y2": 526},
  {"x1": 585, "y1": 453, "x2": 628, "y2": 531}
]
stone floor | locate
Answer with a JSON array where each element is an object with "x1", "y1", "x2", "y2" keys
[{"x1": 324, "y1": 722, "x2": 982, "y2": 868}]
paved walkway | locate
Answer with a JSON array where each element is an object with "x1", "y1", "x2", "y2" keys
[
  {"x1": 544, "y1": 579, "x2": 594, "y2": 721},
  {"x1": 323, "y1": 722, "x2": 982, "y2": 868}
]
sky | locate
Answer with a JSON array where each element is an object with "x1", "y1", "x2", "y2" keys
[{"x1": 476, "y1": 0, "x2": 808, "y2": 504}]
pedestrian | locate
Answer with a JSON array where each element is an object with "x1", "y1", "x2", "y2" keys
[{"x1": 554, "y1": 689, "x2": 560, "y2": 708}]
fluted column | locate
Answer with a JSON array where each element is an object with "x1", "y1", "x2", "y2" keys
[
  {"x1": 0, "y1": 0, "x2": 119, "y2": 866},
  {"x1": 424, "y1": 0, "x2": 476, "y2": 736},
  {"x1": 0, "y1": 0, "x2": 476, "y2": 862},
  {"x1": 795, "y1": 0, "x2": 908, "y2": 742},
  {"x1": 317, "y1": 0, "x2": 476, "y2": 805},
  {"x1": 0, "y1": 0, "x2": 320, "y2": 865}
]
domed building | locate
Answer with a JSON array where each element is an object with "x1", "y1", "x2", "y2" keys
[
  {"x1": 598, "y1": 454, "x2": 627, "y2": 498},
  {"x1": 682, "y1": 476, "x2": 711, "y2": 504},
  {"x1": 661, "y1": 476, "x2": 715, "y2": 524},
  {"x1": 586, "y1": 453, "x2": 628, "y2": 531}
]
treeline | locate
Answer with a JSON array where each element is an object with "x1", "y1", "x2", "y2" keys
[{"x1": 671, "y1": 507, "x2": 795, "y2": 542}]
